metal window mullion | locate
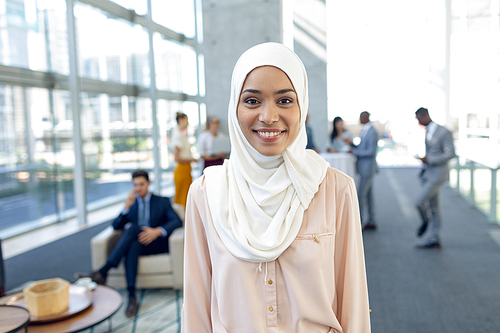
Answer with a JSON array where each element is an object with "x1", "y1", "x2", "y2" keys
[
  {"x1": 147, "y1": 0, "x2": 161, "y2": 194},
  {"x1": 490, "y1": 168, "x2": 498, "y2": 223},
  {"x1": 469, "y1": 161, "x2": 475, "y2": 206},
  {"x1": 67, "y1": 0, "x2": 87, "y2": 225},
  {"x1": 193, "y1": 0, "x2": 202, "y2": 139},
  {"x1": 77, "y1": 0, "x2": 194, "y2": 46}
]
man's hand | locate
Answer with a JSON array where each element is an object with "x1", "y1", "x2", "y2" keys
[
  {"x1": 419, "y1": 156, "x2": 428, "y2": 164},
  {"x1": 138, "y1": 227, "x2": 162, "y2": 245},
  {"x1": 124, "y1": 189, "x2": 137, "y2": 210}
]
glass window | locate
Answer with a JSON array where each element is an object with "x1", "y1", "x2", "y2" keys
[
  {"x1": 0, "y1": 0, "x2": 68, "y2": 72},
  {"x1": 109, "y1": 0, "x2": 147, "y2": 16},
  {"x1": 0, "y1": 0, "x2": 200, "y2": 237},
  {"x1": 74, "y1": 2, "x2": 150, "y2": 86},
  {"x1": 0, "y1": 85, "x2": 75, "y2": 235},
  {"x1": 152, "y1": 0, "x2": 195, "y2": 38},
  {"x1": 80, "y1": 93, "x2": 156, "y2": 206},
  {"x1": 154, "y1": 37, "x2": 198, "y2": 95}
]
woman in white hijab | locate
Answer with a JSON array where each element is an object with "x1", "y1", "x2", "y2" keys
[{"x1": 182, "y1": 43, "x2": 370, "y2": 333}]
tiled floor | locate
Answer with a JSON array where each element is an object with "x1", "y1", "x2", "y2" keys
[{"x1": 84, "y1": 289, "x2": 182, "y2": 333}]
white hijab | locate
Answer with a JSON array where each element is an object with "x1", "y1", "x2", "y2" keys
[{"x1": 204, "y1": 42, "x2": 329, "y2": 263}]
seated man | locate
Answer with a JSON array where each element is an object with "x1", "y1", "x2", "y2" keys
[{"x1": 76, "y1": 170, "x2": 182, "y2": 318}]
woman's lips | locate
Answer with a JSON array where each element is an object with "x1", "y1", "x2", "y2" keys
[{"x1": 254, "y1": 130, "x2": 285, "y2": 142}]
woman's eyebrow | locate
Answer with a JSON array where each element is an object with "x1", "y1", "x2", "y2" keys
[
  {"x1": 241, "y1": 89, "x2": 260, "y2": 94},
  {"x1": 275, "y1": 89, "x2": 295, "y2": 95}
]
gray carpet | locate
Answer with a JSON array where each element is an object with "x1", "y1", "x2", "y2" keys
[{"x1": 365, "y1": 167, "x2": 500, "y2": 333}]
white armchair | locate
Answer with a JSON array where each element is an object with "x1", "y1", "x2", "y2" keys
[{"x1": 90, "y1": 203, "x2": 185, "y2": 290}]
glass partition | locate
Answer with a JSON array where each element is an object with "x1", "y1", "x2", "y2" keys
[
  {"x1": 75, "y1": 2, "x2": 150, "y2": 86},
  {"x1": 0, "y1": 0, "x2": 201, "y2": 236},
  {"x1": 0, "y1": 85, "x2": 75, "y2": 236},
  {"x1": 152, "y1": 0, "x2": 195, "y2": 38},
  {"x1": 450, "y1": 157, "x2": 499, "y2": 224}
]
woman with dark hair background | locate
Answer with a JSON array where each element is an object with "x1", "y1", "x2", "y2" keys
[{"x1": 327, "y1": 116, "x2": 353, "y2": 153}]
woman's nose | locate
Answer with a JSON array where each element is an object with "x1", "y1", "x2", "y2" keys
[{"x1": 259, "y1": 103, "x2": 279, "y2": 124}]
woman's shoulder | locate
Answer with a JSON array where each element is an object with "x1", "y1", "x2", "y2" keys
[
  {"x1": 321, "y1": 167, "x2": 355, "y2": 192},
  {"x1": 192, "y1": 165, "x2": 226, "y2": 191}
]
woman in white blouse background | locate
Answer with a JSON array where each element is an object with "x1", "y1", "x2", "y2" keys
[
  {"x1": 182, "y1": 43, "x2": 371, "y2": 333},
  {"x1": 197, "y1": 115, "x2": 228, "y2": 170}
]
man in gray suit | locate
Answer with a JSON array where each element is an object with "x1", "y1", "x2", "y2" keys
[
  {"x1": 353, "y1": 111, "x2": 379, "y2": 230},
  {"x1": 415, "y1": 107, "x2": 456, "y2": 249}
]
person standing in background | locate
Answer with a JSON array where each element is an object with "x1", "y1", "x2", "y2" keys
[
  {"x1": 352, "y1": 111, "x2": 379, "y2": 230},
  {"x1": 197, "y1": 115, "x2": 228, "y2": 170},
  {"x1": 414, "y1": 107, "x2": 456, "y2": 249},
  {"x1": 305, "y1": 113, "x2": 320, "y2": 153},
  {"x1": 327, "y1": 116, "x2": 353, "y2": 153},
  {"x1": 171, "y1": 112, "x2": 198, "y2": 207}
]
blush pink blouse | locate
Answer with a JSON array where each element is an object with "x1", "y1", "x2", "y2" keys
[{"x1": 181, "y1": 167, "x2": 371, "y2": 333}]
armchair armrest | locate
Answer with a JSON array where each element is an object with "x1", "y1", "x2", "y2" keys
[
  {"x1": 169, "y1": 227, "x2": 185, "y2": 289},
  {"x1": 90, "y1": 226, "x2": 123, "y2": 271},
  {"x1": 171, "y1": 203, "x2": 185, "y2": 225}
]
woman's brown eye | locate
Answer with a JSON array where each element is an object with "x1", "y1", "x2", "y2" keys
[
  {"x1": 245, "y1": 98, "x2": 259, "y2": 105},
  {"x1": 279, "y1": 98, "x2": 293, "y2": 104}
]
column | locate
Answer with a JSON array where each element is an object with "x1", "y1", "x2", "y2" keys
[
  {"x1": 66, "y1": 0, "x2": 87, "y2": 225},
  {"x1": 201, "y1": 0, "x2": 282, "y2": 129}
]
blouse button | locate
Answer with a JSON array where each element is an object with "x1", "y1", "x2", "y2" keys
[
  {"x1": 269, "y1": 306, "x2": 274, "y2": 312},
  {"x1": 268, "y1": 279, "x2": 273, "y2": 285}
]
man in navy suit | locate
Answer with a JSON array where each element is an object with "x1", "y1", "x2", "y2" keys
[
  {"x1": 76, "y1": 170, "x2": 182, "y2": 317},
  {"x1": 352, "y1": 111, "x2": 379, "y2": 230},
  {"x1": 415, "y1": 107, "x2": 456, "y2": 249}
]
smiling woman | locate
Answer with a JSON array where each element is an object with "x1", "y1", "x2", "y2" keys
[
  {"x1": 237, "y1": 66, "x2": 300, "y2": 157},
  {"x1": 182, "y1": 43, "x2": 371, "y2": 333}
]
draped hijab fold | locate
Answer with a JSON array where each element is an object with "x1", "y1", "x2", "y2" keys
[{"x1": 204, "y1": 42, "x2": 329, "y2": 262}]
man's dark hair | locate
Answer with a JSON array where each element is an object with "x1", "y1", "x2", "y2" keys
[
  {"x1": 132, "y1": 170, "x2": 149, "y2": 182},
  {"x1": 415, "y1": 107, "x2": 429, "y2": 116}
]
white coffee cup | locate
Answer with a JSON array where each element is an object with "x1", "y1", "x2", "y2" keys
[{"x1": 76, "y1": 277, "x2": 92, "y2": 288}]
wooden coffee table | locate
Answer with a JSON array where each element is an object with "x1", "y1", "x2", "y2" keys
[
  {"x1": 0, "y1": 305, "x2": 30, "y2": 332},
  {"x1": 0, "y1": 285, "x2": 122, "y2": 333}
]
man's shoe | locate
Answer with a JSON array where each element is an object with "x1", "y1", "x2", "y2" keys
[
  {"x1": 125, "y1": 297, "x2": 138, "y2": 318},
  {"x1": 74, "y1": 271, "x2": 107, "y2": 285},
  {"x1": 416, "y1": 240, "x2": 441, "y2": 249},
  {"x1": 362, "y1": 222, "x2": 377, "y2": 230},
  {"x1": 417, "y1": 221, "x2": 428, "y2": 237}
]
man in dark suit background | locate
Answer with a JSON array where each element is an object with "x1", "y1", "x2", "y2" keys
[
  {"x1": 353, "y1": 111, "x2": 379, "y2": 230},
  {"x1": 76, "y1": 170, "x2": 182, "y2": 317},
  {"x1": 415, "y1": 107, "x2": 456, "y2": 249}
]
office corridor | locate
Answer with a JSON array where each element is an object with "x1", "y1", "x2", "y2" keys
[
  {"x1": 365, "y1": 167, "x2": 500, "y2": 333},
  {"x1": 3, "y1": 167, "x2": 500, "y2": 333}
]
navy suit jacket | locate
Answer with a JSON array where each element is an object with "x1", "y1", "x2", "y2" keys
[{"x1": 112, "y1": 194, "x2": 182, "y2": 247}]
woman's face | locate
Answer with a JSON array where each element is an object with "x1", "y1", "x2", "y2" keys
[
  {"x1": 237, "y1": 66, "x2": 300, "y2": 157},
  {"x1": 178, "y1": 116, "x2": 188, "y2": 130},
  {"x1": 335, "y1": 119, "x2": 344, "y2": 131}
]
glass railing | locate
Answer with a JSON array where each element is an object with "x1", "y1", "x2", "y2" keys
[{"x1": 449, "y1": 156, "x2": 499, "y2": 224}]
